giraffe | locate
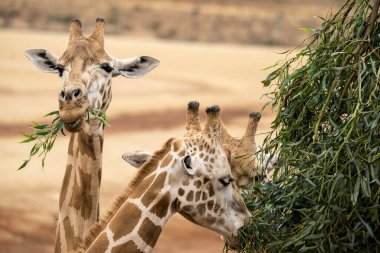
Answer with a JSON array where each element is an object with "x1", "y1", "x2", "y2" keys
[
  {"x1": 123, "y1": 101, "x2": 279, "y2": 186},
  {"x1": 24, "y1": 18, "x2": 159, "y2": 252},
  {"x1": 76, "y1": 105, "x2": 251, "y2": 253}
]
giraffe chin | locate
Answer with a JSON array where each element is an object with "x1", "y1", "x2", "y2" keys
[
  {"x1": 222, "y1": 235, "x2": 240, "y2": 250},
  {"x1": 63, "y1": 118, "x2": 84, "y2": 133}
]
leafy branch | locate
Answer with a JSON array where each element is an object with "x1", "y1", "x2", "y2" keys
[{"x1": 18, "y1": 108, "x2": 109, "y2": 170}]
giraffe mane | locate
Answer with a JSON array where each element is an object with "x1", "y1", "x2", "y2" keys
[{"x1": 82, "y1": 137, "x2": 175, "y2": 249}]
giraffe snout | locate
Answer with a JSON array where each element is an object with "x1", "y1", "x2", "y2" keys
[{"x1": 59, "y1": 87, "x2": 84, "y2": 102}]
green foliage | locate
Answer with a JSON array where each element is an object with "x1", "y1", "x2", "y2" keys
[
  {"x1": 18, "y1": 108, "x2": 109, "y2": 170},
  {"x1": 239, "y1": 0, "x2": 380, "y2": 252}
]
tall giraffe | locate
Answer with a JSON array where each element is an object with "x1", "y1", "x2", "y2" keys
[
  {"x1": 123, "y1": 101, "x2": 279, "y2": 185},
  {"x1": 78, "y1": 105, "x2": 250, "y2": 253},
  {"x1": 25, "y1": 18, "x2": 159, "y2": 252}
]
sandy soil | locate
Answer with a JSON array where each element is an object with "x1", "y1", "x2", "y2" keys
[{"x1": 0, "y1": 29, "x2": 287, "y2": 253}]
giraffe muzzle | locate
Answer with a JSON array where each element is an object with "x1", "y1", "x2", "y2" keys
[{"x1": 59, "y1": 97, "x2": 89, "y2": 132}]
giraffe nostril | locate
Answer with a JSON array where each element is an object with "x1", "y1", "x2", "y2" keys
[{"x1": 73, "y1": 89, "x2": 82, "y2": 98}]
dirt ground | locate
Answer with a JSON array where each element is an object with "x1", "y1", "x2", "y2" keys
[{"x1": 0, "y1": 28, "x2": 288, "y2": 252}]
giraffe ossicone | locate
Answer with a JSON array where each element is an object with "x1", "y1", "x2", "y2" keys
[
  {"x1": 25, "y1": 18, "x2": 159, "y2": 253},
  {"x1": 81, "y1": 105, "x2": 251, "y2": 253},
  {"x1": 123, "y1": 101, "x2": 279, "y2": 185}
]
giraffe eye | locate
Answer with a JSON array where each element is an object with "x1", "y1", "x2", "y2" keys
[
  {"x1": 219, "y1": 177, "x2": 233, "y2": 187},
  {"x1": 100, "y1": 63, "x2": 114, "y2": 73}
]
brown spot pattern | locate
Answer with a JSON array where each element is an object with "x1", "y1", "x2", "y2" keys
[
  {"x1": 214, "y1": 203, "x2": 220, "y2": 213},
  {"x1": 186, "y1": 190, "x2": 194, "y2": 202},
  {"x1": 111, "y1": 241, "x2": 142, "y2": 253},
  {"x1": 109, "y1": 203, "x2": 141, "y2": 241},
  {"x1": 208, "y1": 184, "x2": 215, "y2": 197},
  {"x1": 130, "y1": 174, "x2": 155, "y2": 199},
  {"x1": 207, "y1": 200, "x2": 215, "y2": 210},
  {"x1": 141, "y1": 172, "x2": 167, "y2": 207},
  {"x1": 193, "y1": 180, "x2": 202, "y2": 188},
  {"x1": 195, "y1": 191, "x2": 201, "y2": 202},
  {"x1": 87, "y1": 232, "x2": 109, "y2": 253},
  {"x1": 138, "y1": 218, "x2": 162, "y2": 247},
  {"x1": 69, "y1": 168, "x2": 93, "y2": 220},
  {"x1": 59, "y1": 164, "x2": 73, "y2": 209},
  {"x1": 160, "y1": 154, "x2": 173, "y2": 168},
  {"x1": 173, "y1": 139, "x2": 182, "y2": 152},
  {"x1": 197, "y1": 203, "x2": 206, "y2": 215},
  {"x1": 150, "y1": 192, "x2": 171, "y2": 218},
  {"x1": 178, "y1": 188, "x2": 185, "y2": 196}
]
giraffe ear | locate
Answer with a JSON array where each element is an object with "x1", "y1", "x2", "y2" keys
[
  {"x1": 122, "y1": 151, "x2": 153, "y2": 168},
  {"x1": 25, "y1": 49, "x2": 59, "y2": 73},
  {"x1": 113, "y1": 56, "x2": 160, "y2": 78},
  {"x1": 181, "y1": 155, "x2": 195, "y2": 176}
]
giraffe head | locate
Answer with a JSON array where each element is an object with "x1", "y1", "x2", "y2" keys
[
  {"x1": 168, "y1": 106, "x2": 251, "y2": 248},
  {"x1": 25, "y1": 18, "x2": 159, "y2": 133}
]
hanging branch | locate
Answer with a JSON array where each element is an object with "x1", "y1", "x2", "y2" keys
[{"x1": 238, "y1": 1, "x2": 380, "y2": 252}]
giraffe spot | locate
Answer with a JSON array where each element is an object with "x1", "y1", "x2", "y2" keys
[
  {"x1": 178, "y1": 150, "x2": 185, "y2": 157},
  {"x1": 186, "y1": 190, "x2": 194, "y2": 202},
  {"x1": 200, "y1": 153, "x2": 204, "y2": 158},
  {"x1": 69, "y1": 169, "x2": 94, "y2": 220},
  {"x1": 173, "y1": 139, "x2": 183, "y2": 152},
  {"x1": 63, "y1": 217, "x2": 81, "y2": 250},
  {"x1": 217, "y1": 218, "x2": 226, "y2": 225},
  {"x1": 138, "y1": 218, "x2": 162, "y2": 248},
  {"x1": 193, "y1": 180, "x2": 202, "y2": 188},
  {"x1": 206, "y1": 214, "x2": 217, "y2": 224},
  {"x1": 197, "y1": 203, "x2": 206, "y2": 215},
  {"x1": 183, "y1": 205, "x2": 192, "y2": 212},
  {"x1": 54, "y1": 229, "x2": 61, "y2": 253},
  {"x1": 151, "y1": 192, "x2": 171, "y2": 218},
  {"x1": 207, "y1": 200, "x2": 215, "y2": 210},
  {"x1": 99, "y1": 85, "x2": 105, "y2": 95},
  {"x1": 77, "y1": 131, "x2": 97, "y2": 161},
  {"x1": 203, "y1": 177, "x2": 210, "y2": 184},
  {"x1": 160, "y1": 154, "x2": 173, "y2": 168},
  {"x1": 59, "y1": 164, "x2": 73, "y2": 209},
  {"x1": 68, "y1": 135, "x2": 74, "y2": 156},
  {"x1": 210, "y1": 158, "x2": 215, "y2": 163},
  {"x1": 130, "y1": 174, "x2": 155, "y2": 199},
  {"x1": 199, "y1": 145, "x2": 203, "y2": 151},
  {"x1": 195, "y1": 191, "x2": 201, "y2": 202},
  {"x1": 111, "y1": 241, "x2": 142, "y2": 253},
  {"x1": 87, "y1": 232, "x2": 109, "y2": 253},
  {"x1": 171, "y1": 198, "x2": 181, "y2": 212},
  {"x1": 214, "y1": 203, "x2": 221, "y2": 213},
  {"x1": 178, "y1": 188, "x2": 185, "y2": 196},
  {"x1": 141, "y1": 172, "x2": 167, "y2": 207},
  {"x1": 202, "y1": 192, "x2": 207, "y2": 201},
  {"x1": 208, "y1": 184, "x2": 215, "y2": 197},
  {"x1": 204, "y1": 156, "x2": 209, "y2": 162},
  {"x1": 109, "y1": 202, "x2": 141, "y2": 241}
]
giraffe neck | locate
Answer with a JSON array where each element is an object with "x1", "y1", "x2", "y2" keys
[
  {"x1": 55, "y1": 126, "x2": 104, "y2": 253},
  {"x1": 87, "y1": 169, "x2": 173, "y2": 253}
]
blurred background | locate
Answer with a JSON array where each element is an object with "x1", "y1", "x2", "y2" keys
[{"x1": 0, "y1": 0, "x2": 340, "y2": 252}]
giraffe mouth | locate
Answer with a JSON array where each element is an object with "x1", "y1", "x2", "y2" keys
[
  {"x1": 64, "y1": 118, "x2": 84, "y2": 132},
  {"x1": 222, "y1": 235, "x2": 240, "y2": 250}
]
